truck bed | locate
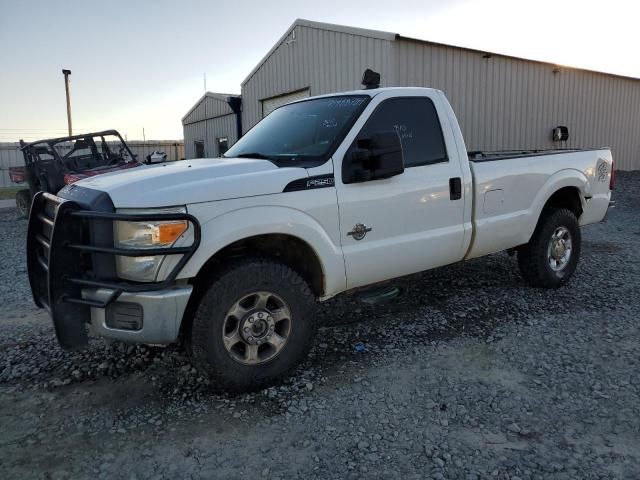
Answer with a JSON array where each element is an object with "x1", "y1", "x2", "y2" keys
[
  {"x1": 465, "y1": 148, "x2": 613, "y2": 260},
  {"x1": 468, "y1": 148, "x2": 605, "y2": 163}
]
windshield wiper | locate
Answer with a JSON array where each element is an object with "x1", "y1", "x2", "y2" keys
[{"x1": 234, "y1": 152, "x2": 274, "y2": 160}]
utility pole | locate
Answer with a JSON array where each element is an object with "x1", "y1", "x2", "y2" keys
[{"x1": 62, "y1": 69, "x2": 72, "y2": 136}]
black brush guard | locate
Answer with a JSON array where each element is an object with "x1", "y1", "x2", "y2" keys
[{"x1": 27, "y1": 192, "x2": 201, "y2": 349}]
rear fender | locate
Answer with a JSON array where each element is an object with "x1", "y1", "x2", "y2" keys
[{"x1": 524, "y1": 169, "x2": 589, "y2": 240}]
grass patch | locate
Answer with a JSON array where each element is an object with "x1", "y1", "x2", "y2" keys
[{"x1": 0, "y1": 187, "x2": 22, "y2": 200}]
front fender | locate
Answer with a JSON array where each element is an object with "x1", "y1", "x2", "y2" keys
[{"x1": 177, "y1": 205, "x2": 347, "y2": 298}]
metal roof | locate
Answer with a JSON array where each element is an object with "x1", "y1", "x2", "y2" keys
[
  {"x1": 241, "y1": 19, "x2": 396, "y2": 86},
  {"x1": 181, "y1": 92, "x2": 240, "y2": 123},
  {"x1": 281, "y1": 86, "x2": 443, "y2": 104},
  {"x1": 241, "y1": 18, "x2": 640, "y2": 87}
]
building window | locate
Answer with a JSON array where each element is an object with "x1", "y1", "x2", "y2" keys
[
  {"x1": 194, "y1": 141, "x2": 205, "y2": 158},
  {"x1": 217, "y1": 137, "x2": 229, "y2": 156}
]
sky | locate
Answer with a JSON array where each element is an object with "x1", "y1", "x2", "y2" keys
[{"x1": 0, "y1": 0, "x2": 638, "y2": 141}]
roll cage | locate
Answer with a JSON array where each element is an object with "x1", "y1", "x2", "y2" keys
[{"x1": 19, "y1": 130, "x2": 137, "y2": 195}]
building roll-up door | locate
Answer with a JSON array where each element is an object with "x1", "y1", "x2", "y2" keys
[{"x1": 261, "y1": 88, "x2": 310, "y2": 118}]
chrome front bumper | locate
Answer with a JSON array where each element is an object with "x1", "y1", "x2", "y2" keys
[{"x1": 82, "y1": 286, "x2": 193, "y2": 344}]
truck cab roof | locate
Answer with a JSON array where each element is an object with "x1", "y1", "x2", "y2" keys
[{"x1": 287, "y1": 86, "x2": 445, "y2": 103}]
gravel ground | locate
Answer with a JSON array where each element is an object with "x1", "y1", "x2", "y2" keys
[{"x1": 1, "y1": 173, "x2": 639, "y2": 479}]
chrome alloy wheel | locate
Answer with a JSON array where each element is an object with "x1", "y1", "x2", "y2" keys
[
  {"x1": 222, "y1": 291, "x2": 292, "y2": 365},
  {"x1": 547, "y1": 226, "x2": 573, "y2": 272}
]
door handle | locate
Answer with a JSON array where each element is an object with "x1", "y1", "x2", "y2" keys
[{"x1": 449, "y1": 177, "x2": 462, "y2": 200}]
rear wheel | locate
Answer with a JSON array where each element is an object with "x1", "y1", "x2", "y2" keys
[
  {"x1": 15, "y1": 189, "x2": 31, "y2": 218},
  {"x1": 188, "y1": 257, "x2": 317, "y2": 392},
  {"x1": 517, "y1": 208, "x2": 581, "y2": 288}
]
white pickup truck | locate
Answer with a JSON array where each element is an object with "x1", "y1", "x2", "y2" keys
[{"x1": 27, "y1": 87, "x2": 614, "y2": 391}]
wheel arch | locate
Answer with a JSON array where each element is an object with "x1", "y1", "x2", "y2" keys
[
  {"x1": 192, "y1": 233, "x2": 326, "y2": 297},
  {"x1": 525, "y1": 170, "x2": 588, "y2": 242},
  {"x1": 180, "y1": 232, "x2": 327, "y2": 342},
  {"x1": 178, "y1": 205, "x2": 346, "y2": 294},
  {"x1": 542, "y1": 186, "x2": 583, "y2": 218}
]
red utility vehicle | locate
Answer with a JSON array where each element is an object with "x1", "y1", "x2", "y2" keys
[{"x1": 9, "y1": 130, "x2": 141, "y2": 217}]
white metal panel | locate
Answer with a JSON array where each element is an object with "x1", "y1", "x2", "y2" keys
[
  {"x1": 77, "y1": 157, "x2": 305, "y2": 208},
  {"x1": 240, "y1": 19, "x2": 640, "y2": 171},
  {"x1": 183, "y1": 122, "x2": 207, "y2": 159},
  {"x1": 205, "y1": 114, "x2": 238, "y2": 157},
  {"x1": 241, "y1": 23, "x2": 394, "y2": 132},
  {"x1": 393, "y1": 38, "x2": 640, "y2": 171},
  {"x1": 468, "y1": 149, "x2": 613, "y2": 259},
  {"x1": 183, "y1": 100, "x2": 207, "y2": 125},
  {"x1": 182, "y1": 92, "x2": 238, "y2": 125},
  {"x1": 332, "y1": 89, "x2": 468, "y2": 289},
  {"x1": 204, "y1": 95, "x2": 235, "y2": 119},
  {"x1": 261, "y1": 89, "x2": 310, "y2": 118},
  {"x1": 0, "y1": 143, "x2": 23, "y2": 187},
  {"x1": 183, "y1": 93, "x2": 241, "y2": 159}
]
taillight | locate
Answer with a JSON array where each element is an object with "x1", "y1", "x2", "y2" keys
[{"x1": 609, "y1": 159, "x2": 616, "y2": 190}]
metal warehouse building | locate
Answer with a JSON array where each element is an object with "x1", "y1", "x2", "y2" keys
[
  {"x1": 184, "y1": 19, "x2": 640, "y2": 170},
  {"x1": 182, "y1": 92, "x2": 241, "y2": 159}
]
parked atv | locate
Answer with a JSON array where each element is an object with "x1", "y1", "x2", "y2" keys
[{"x1": 9, "y1": 130, "x2": 141, "y2": 217}]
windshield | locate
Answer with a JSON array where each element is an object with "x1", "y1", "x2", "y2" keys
[
  {"x1": 51, "y1": 133, "x2": 135, "y2": 171},
  {"x1": 225, "y1": 95, "x2": 370, "y2": 166}
]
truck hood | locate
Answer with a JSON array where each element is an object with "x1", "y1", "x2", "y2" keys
[{"x1": 68, "y1": 157, "x2": 308, "y2": 208}]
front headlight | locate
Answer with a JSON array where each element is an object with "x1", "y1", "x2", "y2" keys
[{"x1": 114, "y1": 207, "x2": 189, "y2": 282}]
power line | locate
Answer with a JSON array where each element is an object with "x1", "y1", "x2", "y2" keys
[{"x1": 0, "y1": 127, "x2": 107, "y2": 131}]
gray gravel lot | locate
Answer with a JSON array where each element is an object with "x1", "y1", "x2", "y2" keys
[{"x1": 1, "y1": 173, "x2": 639, "y2": 479}]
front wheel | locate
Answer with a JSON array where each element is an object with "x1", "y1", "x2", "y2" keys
[
  {"x1": 517, "y1": 208, "x2": 581, "y2": 288},
  {"x1": 187, "y1": 258, "x2": 317, "y2": 392}
]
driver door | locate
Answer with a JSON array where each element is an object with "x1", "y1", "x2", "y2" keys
[{"x1": 334, "y1": 90, "x2": 467, "y2": 289}]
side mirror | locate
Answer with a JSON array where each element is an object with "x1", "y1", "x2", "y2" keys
[{"x1": 343, "y1": 131, "x2": 404, "y2": 184}]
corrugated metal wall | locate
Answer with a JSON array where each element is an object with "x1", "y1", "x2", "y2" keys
[
  {"x1": 0, "y1": 141, "x2": 185, "y2": 188},
  {"x1": 183, "y1": 94, "x2": 239, "y2": 158},
  {"x1": 394, "y1": 38, "x2": 640, "y2": 171},
  {"x1": 240, "y1": 21, "x2": 640, "y2": 171},
  {"x1": 0, "y1": 143, "x2": 24, "y2": 188},
  {"x1": 241, "y1": 24, "x2": 395, "y2": 131},
  {"x1": 183, "y1": 95, "x2": 235, "y2": 125},
  {"x1": 183, "y1": 122, "x2": 207, "y2": 159},
  {"x1": 205, "y1": 114, "x2": 238, "y2": 157}
]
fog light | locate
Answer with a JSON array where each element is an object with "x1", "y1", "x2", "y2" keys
[{"x1": 105, "y1": 302, "x2": 143, "y2": 331}]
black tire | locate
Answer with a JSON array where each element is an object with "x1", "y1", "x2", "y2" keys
[
  {"x1": 517, "y1": 208, "x2": 581, "y2": 288},
  {"x1": 188, "y1": 257, "x2": 317, "y2": 392},
  {"x1": 15, "y1": 189, "x2": 31, "y2": 219}
]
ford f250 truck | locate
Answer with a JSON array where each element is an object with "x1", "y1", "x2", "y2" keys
[{"x1": 27, "y1": 87, "x2": 614, "y2": 391}]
